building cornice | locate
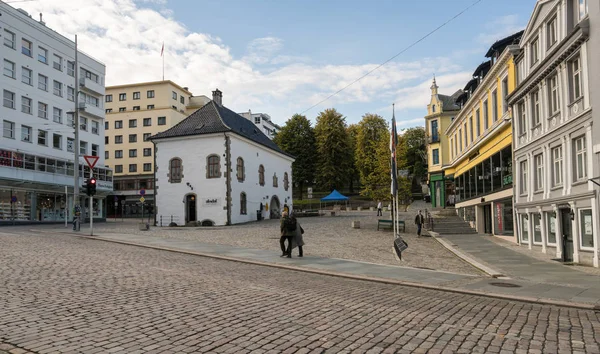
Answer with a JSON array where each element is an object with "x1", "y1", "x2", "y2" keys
[{"x1": 106, "y1": 80, "x2": 193, "y2": 95}]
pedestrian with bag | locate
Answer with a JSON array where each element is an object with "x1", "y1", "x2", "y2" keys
[
  {"x1": 290, "y1": 214, "x2": 305, "y2": 257},
  {"x1": 280, "y1": 210, "x2": 296, "y2": 258},
  {"x1": 415, "y1": 210, "x2": 425, "y2": 237}
]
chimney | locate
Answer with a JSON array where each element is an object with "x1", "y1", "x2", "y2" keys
[
  {"x1": 212, "y1": 89, "x2": 222, "y2": 106},
  {"x1": 183, "y1": 87, "x2": 188, "y2": 91}
]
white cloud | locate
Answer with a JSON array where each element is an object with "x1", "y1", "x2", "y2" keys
[
  {"x1": 477, "y1": 14, "x2": 524, "y2": 46},
  {"x1": 17, "y1": 0, "x2": 471, "y2": 126}
]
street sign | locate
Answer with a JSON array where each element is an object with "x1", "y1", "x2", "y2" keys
[
  {"x1": 84, "y1": 155, "x2": 99, "y2": 169},
  {"x1": 114, "y1": 202, "x2": 118, "y2": 206},
  {"x1": 10, "y1": 196, "x2": 17, "y2": 203},
  {"x1": 308, "y1": 194, "x2": 313, "y2": 199},
  {"x1": 307, "y1": 187, "x2": 313, "y2": 194},
  {"x1": 140, "y1": 189, "x2": 146, "y2": 196},
  {"x1": 139, "y1": 197, "x2": 145, "y2": 203}
]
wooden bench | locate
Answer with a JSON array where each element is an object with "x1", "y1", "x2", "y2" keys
[{"x1": 377, "y1": 219, "x2": 406, "y2": 232}]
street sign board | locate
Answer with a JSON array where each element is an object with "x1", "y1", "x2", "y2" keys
[
  {"x1": 10, "y1": 196, "x2": 17, "y2": 203},
  {"x1": 307, "y1": 194, "x2": 313, "y2": 199},
  {"x1": 140, "y1": 189, "x2": 146, "y2": 196},
  {"x1": 307, "y1": 187, "x2": 313, "y2": 194},
  {"x1": 84, "y1": 155, "x2": 99, "y2": 169},
  {"x1": 139, "y1": 197, "x2": 145, "y2": 203}
]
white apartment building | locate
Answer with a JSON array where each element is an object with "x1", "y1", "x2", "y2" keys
[
  {"x1": 0, "y1": 4, "x2": 110, "y2": 223},
  {"x1": 239, "y1": 110, "x2": 280, "y2": 139}
]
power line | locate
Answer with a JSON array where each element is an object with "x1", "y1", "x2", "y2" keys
[{"x1": 300, "y1": 0, "x2": 485, "y2": 115}]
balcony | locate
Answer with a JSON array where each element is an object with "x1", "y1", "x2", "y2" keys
[
  {"x1": 79, "y1": 77, "x2": 105, "y2": 96},
  {"x1": 428, "y1": 134, "x2": 440, "y2": 144},
  {"x1": 78, "y1": 101, "x2": 104, "y2": 120}
]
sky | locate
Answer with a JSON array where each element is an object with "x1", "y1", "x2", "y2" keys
[{"x1": 13, "y1": 0, "x2": 536, "y2": 129}]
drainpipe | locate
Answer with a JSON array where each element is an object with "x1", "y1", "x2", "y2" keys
[
  {"x1": 152, "y1": 140, "x2": 157, "y2": 226},
  {"x1": 224, "y1": 133, "x2": 232, "y2": 225}
]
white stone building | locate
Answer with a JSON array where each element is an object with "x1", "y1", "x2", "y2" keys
[
  {"x1": 0, "y1": 4, "x2": 110, "y2": 223},
  {"x1": 508, "y1": 0, "x2": 598, "y2": 267},
  {"x1": 151, "y1": 90, "x2": 294, "y2": 226},
  {"x1": 238, "y1": 110, "x2": 280, "y2": 140}
]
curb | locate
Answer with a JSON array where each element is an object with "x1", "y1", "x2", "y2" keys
[
  {"x1": 48, "y1": 230, "x2": 598, "y2": 311},
  {"x1": 429, "y1": 231, "x2": 506, "y2": 278}
]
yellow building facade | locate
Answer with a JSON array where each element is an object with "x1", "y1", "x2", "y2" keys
[
  {"x1": 103, "y1": 80, "x2": 209, "y2": 217},
  {"x1": 424, "y1": 79, "x2": 461, "y2": 208},
  {"x1": 443, "y1": 31, "x2": 522, "y2": 238}
]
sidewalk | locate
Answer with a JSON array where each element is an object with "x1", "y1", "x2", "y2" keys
[{"x1": 38, "y1": 228, "x2": 600, "y2": 309}]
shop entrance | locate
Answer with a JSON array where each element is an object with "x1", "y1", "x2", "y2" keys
[
  {"x1": 561, "y1": 209, "x2": 574, "y2": 262},
  {"x1": 185, "y1": 194, "x2": 197, "y2": 223},
  {"x1": 483, "y1": 204, "x2": 492, "y2": 234}
]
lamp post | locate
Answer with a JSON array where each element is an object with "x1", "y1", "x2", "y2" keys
[{"x1": 73, "y1": 34, "x2": 81, "y2": 231}]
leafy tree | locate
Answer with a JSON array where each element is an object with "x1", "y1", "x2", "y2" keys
[
  {"x1": 273, "y1": 114, "x2": 316, "y2": 199},
  {"x1": 355, "y1": 114, "x2": 389, "y2": 199},
  {"x1": 346, "y1": 124, "x2": 360, "y2": 193},
  {"x1": 314, "y1": 109, "x2": 352, "y2": 191},
  {"x1": 360, "y1": 129, "x2": 393, "y2": 201},
  {"x1": 398, "y1": 127, "x2": 427, "y2": 181}
]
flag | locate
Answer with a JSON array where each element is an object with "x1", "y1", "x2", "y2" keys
[
  {"x1": 390, "y1": 108, "x2": 398, "y2": 195},
  {"x1": 160, "y1": 42, "x2": 164, "y2": 57}
]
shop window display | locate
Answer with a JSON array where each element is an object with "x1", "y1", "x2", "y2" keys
[{"x1": 0, "y1": 189, "x2": 31, "y2": 221}]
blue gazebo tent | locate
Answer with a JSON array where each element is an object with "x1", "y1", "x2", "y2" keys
[{"x1": 320, "y1": 190, "x2": 349, "y2": 211}]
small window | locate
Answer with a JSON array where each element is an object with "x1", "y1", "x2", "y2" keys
[
  {"x1": 105, "y1": 121, "x2": 109, "y2": 130},
  {"x1": 3, "y1": 120, "x2": 15, "y2": 139},
  {"x1": 240, "y1": 192, "x2": 247, "y2": 215},
  {"x1": 548, "y1": 75, "x2": 560, "y2": 114},
  {"x1": 284, "y1": 172, "x2": 289, "y2": 191},
  {"x1": 67, "y1": 61, "x2": 75, "y2": 76},
  {"x1": 21, "y1": 67, "x2": 32, "y2": 85},
  {"x1": 133, "y1": 106, "x2": 140, "y2": 111},
  {"x1": 119, "y1": 107, "x2": 126, "y2": 112},
  {"x1": 169, "y1": 158, "x2": 182, "y2": 183},
  {"x1": 530, "y1": 37, "x2": 539, "y2": 66},
  {"x1": 115, "y1": 135, "x2": 123, "y2": 144},
  {"x1": 3, "y1": 60, "x2": 16, "y2": 79},
  {"x1": 259, "y1": 165, "x2": 265, "y2": 186},
  {"x1": 66, "y1": 137, "x2": 73, "y2": 151},
  {"x1": 147, "y1": 105, "x2": 155, "y2": 110},
  {"x1": 580, "y1": 208, "x2": 594, "y2": 248},
  {"x1": 4, "y1": 30, "x2": 16, "y2": 49},
  {"x1": 143, "y1": 118, "x2": 151, "y2": 126},
  {"x1": 273, "y1": 173, "x2": 278, "y2": 187},
  {"x1": 129, "y1": 164, "x2": 137, "y2": 173},
  {"x1": 534, "y1": 153, "x2": 544, "y2": 191},
  {"x1": 129, "y1": 149, "x2": 137, "y2": 158},
  {"x1": 22, "y1": 38, "x2": 33, "y2": 57},
  {"x1": 532, "y1": 90, "x2": 540, "y2": 127},
  {"x1": 143, "y1": 133, "x2": 151, "y2": 141},
  {"x1": 172, "y1": 91, "x2": 177, "y2": 100},
  {"x1": 38, "y1": 47, "x2": 48, "y2": 64},
  {"x1": 38, "y1": 130, "x2": 48, "y2": 145},
  {"x1": 236, "y1": 157, "x2": 245, "y2": 182},
  {"x1": 147, "y1": 90, "x2": 155, "y2": 98},
  {"x1": 21, "y1": 125, "x2": 32, "y2": 142},
  {"x1": 105, "y1": 136, "x2": 109, "y2": 144},
  {"x1": 571, "y1": 56, "x2": 582, "y2": 101},
  {"x1": 115, "y1": 120, "x2": 123, "y2": 129},
  {"x1": 133, "y1": 91, "x2": 140, "y2": 100},
  {"x1": 492, "y1": 89, "x2": 498, "y2": 121},
  {"x1": 67, "y1": 86, "x2": 75, "y2": 101},
  {"x1": 3, "y1": 90, "x2": 15, "y2": 109},
  {"x1": 119, "y1": 93, "x2": 126, "y2": 101},
  {"x1": 21, "y1": 96, "x2": 32, "y2": 114},
  {"x1": 547, "y1": 16, "x2": 557, "y2": 48},
  {"x1": 53, "y1": 54, "x2": 62, "y2": 70},
  {"x1": 518, "y1": 101, "x2": 527, "y2": 135},
  {"x1": 105, "y1": 151, "x2": 109, "y2": 159},
  {"x1": 38, "y1": 74, "x2": 48, "y2": 91},
  {"x1": 115, "y1": 165, "x2": 123, "y2": 173},
  {"x1": 106, "y1": 95, "x2": 113, "y2": 102},
  {"x1": 143, "y1": 148, "x2": 152, "y2": 157},
  {"x1": 38, "y1": 102, "x2": 48, "y2": 119},
  {"x1": 53, "y1": 107, "x2": 62, "y2": 124},
  {"x1": 129, "y1": 134, "x2": 137, "y2": 143},
  {"x1": 520, "y1": 160, "x2": 528, "y2": 194},
  {"x1": 483, "y1": 100, "x2": 489, "y2": 130},
  {"x1": 115, "y1": 150, "x2": 123, "y2": 159},
  {"x1": 79, "y1": 116, "x2": 88, "y2": 131},
  {"x1": 143, "y1": 163, "x2": 152, "y2": 172},
  {"x1": 80, "y1": 141, "x2": 88, "y2": 155},
  {"x1": 552, "y1": 146, "x2": 563, "y2": 186},
  {"x1": 432, "y1": 149, "x2": 440, "y2": 165},
  {"x1": 158, "y1": 116, "x2": 166, "y2": 125},
  {"x1": 574, "y1": 136, "x2": 587, "y2": 181},
  {"x1": 53, "y1": 134, "x2": 62, "y2": 149},
  {"x1": 53, "y1": 80, "x2": 62, "y2": 97},
  {"x1": 106, "y1": 109, "x2": 113, "y2": 113},
  {"x1": 92, "y1": 121, "x2": 99, "y2": 135},
  {"x1": 129, "y1": 119, "x2": 137, "y2": 128},
  {"x1": 180, "y1": 96, "x2": 185, "y2": 104},
  {"x1": 207, "y1": 155, "x2": 220, "y2": 178}
]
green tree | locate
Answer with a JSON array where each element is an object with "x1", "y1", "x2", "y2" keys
[
  {"x1": 355, "y1": 114, "x2": 389, "y2": 199},
  {"x1": 346, "y1": 124, "x2": 360, "y2": 194},
  {"x1": 273, "y1": 114, "x2": 316, "y2": 199},
  {"x1": 398, "y1": 127, "x2": 427, "y2": 181},
  {"x1": 314, "y1": 108, "x2": 352, "y2": 191},
  {"x1": 360, "y1": 129, "x2": 393, "y2": 201}
]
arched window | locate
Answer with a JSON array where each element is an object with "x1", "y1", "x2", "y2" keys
[
  {"x1": 206, "y1": 155, "x2": 220, "y2": 178},
  {"x1": 237, "y1": 157, "x2": 245, "y2": 182},
  {"x1": 432, "y1": 104, "x2": 436, "y2": 113},
  {"x1": 273, "y1": 173, "x2": 278, "y2": 188},
  {"x1": 284, "y1": 172, "x2": 289, "y2": 191},
  {"x1": 259, "y1": 165, "x2": 265, "y2": 186},
  {"x1": 169, "y1": 158, "x2": 182, "y2": 183},
  {"x1": 240, "y1": 192, "x2": 247, "y2": 215}
]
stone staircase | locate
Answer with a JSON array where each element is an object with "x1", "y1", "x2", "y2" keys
[{"x1": 429, "y1": 213, "x2": 477, "y2": 235}]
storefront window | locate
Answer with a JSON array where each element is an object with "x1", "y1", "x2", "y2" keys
[
  {"x1": 491, "y1": 152, "x2": 502, "y2": 191},
  {"x1": 0, "y1": 189, "x2": 32, "y2": 221},
  {"x1": 465, "y1": 206, "x2": 475, "y2": 222},
  {"x1": 547, "y1": 212, "x2": 557, "y2": 244},
  {"x1": 501, "y1": 146, "x2": 513, "y2": 187},
  {"x1": 533, "y1": 213, "x2": 542, "y2": 243},
  {"x1": 467, "y1": 169, "x2": 474, "y2": 199},
  {"x1": 483, "y1": 158, "x2": 491, "y2": 193},
  {"x1": 476, "y1": 164, "x2": 483, "y2": 196},
  {"x1": 579, "y1": 209, "x2": 594, "y2": 248},
  {"x1": 36, "y1": 193, "x2": 67, "y2": 221},
  {"x1": 521, "y1": 214, "x2": 529, "y2": 242}
]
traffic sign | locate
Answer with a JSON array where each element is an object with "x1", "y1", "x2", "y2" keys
[
  {"x1": 308, "y1": 194, "x2": 313, "y2": 199},
  {"x1": 308, "y1": 187, "x2": 313, "y2": 194},
  {"x1": 10, "y1": 196, "x2": 17, "y2": 203},
  {"x1": 139, "y1": 197, "x2": 145, "y2": 203},
  {"x1": 140, "y1": 189, "x2": 146, "y2": 196},
  {"x1": 84, "y1": 155, "x2": 99, "y2": 169}
]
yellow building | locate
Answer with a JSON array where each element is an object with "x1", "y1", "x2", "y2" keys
[
  {"x1": 103, "y1": 80, "x2": 209, "y2": 217},
  {"x1": 425, "y1": 78, "x2": 462, "y2": 208},
  {"x1": 443, "y1": 31, "x2": 522, "y2": 237}
]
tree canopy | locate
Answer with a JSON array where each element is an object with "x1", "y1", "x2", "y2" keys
[{"x1": 314, "y1": 108, "x2": 352, "y2": 192}]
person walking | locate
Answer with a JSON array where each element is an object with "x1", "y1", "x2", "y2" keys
[
  {"x1": 280, "y1": 210, "x2": 296, "y2": 258},
  {"x1": 290, "y1": 215, "x2": 305, "y2": 257},
  {"x1": 377, "y1": 200, "x2": 382, "y2": 216},
  {"x1": 415, "y1": 210, "x2": 425, "y2": 237}
]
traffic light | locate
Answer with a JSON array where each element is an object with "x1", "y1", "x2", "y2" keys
[{"x1": 86, "y1": 178, "x2": 97, "y2": 196}]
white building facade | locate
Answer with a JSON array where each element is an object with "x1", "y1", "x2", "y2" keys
[
  {"x1": 508, "y1": 0, "x2": 598, "y2": 267},
  {"x1": 152, "y1": 90, "x2": 293, "y2": 226},
  {"x1": 239, "y1": 110, "x2": 280, "y2": 140},
  {"x1": 0, "y1": 4, "x2": 110, "y2": 223}
]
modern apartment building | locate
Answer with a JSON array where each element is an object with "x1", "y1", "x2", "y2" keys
[
  {"x1": 0, "y1": 3, "x2": 109, "y2": 223},
  {"x1": 238, "y1": 110, "x2": 280, "y2": 140},
  {"x1": 424, "y1": 78, "x2": 462, "y2": 208},
  {"x1": 446, "y1": 31, "x2": 522, "y2": 238},
  {"x1": 104, "y1": 80, "x2": 209, "y2": 217},
  {"x1": 508, "y1": 0, "x2": 598, "y2": 267}
]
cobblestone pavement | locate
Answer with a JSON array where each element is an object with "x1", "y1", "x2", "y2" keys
[
  {"x1": 40, "y1": 210, "x2": 481, "y2": 276},
  {"x1": 1, "y1": 232, "x2": 600, "y2": 354}
]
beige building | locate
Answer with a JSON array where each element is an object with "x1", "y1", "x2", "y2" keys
[{"x1": 104, "y1": 80, "x2": 209, "y2": 217}]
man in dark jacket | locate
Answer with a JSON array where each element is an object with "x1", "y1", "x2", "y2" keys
[
  {"x1": 415, "y1": 210, "x2": 425, "y2": 237},
  {"x1": 280, "y1": 211, "x2": 295, "y2": 258}
]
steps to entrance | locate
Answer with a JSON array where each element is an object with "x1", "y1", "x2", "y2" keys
[{"x1": 431, "y1": 215, "x2": 477, "y2": 234}]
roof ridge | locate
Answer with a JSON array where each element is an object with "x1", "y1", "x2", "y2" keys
[{"x1": 212, "y1": 101, "x2": 231, "y2": 131}]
